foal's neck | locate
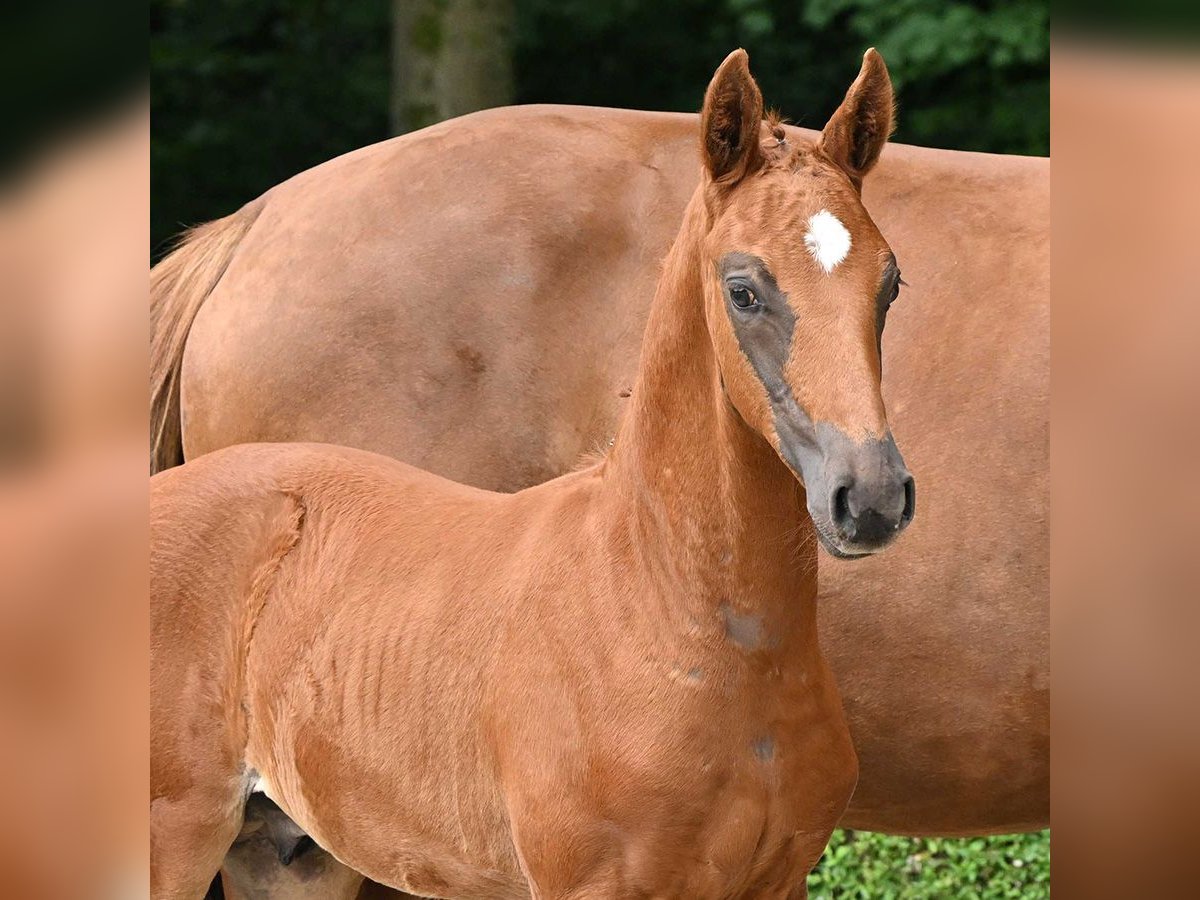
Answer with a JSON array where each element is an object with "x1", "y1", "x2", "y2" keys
[{"x1": 603, "y1": 193, "x2": 818, "y2": 642}]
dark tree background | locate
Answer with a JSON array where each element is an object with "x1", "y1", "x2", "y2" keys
[{"x1": 151, "y1": 0, "x2": 1048, "y2": 257}]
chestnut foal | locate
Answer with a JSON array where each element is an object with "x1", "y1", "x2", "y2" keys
[{"x1": 151, "y1": 50, "x2": 913, "y2": 898}]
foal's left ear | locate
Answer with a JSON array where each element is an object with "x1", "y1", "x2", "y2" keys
[
  {"x1": 701, "y1": 49, "x2": 765, "y2": 185},
  {"x1": 820, "y1": 48, "x2": 895, "y2": 189}
]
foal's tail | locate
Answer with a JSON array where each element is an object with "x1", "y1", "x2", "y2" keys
[{"x1": 150, "y1": 201, "x2": 262, "y2": 473}]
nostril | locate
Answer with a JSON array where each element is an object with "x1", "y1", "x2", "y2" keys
[
  {"x1": 832, "y1": 484, "x2": 851, "y2": 531},
  {"x1": 901, "y1": 477, "x2": 916, "y2": 525}
]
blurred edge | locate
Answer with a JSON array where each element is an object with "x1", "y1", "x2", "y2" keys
[
  {"x1": 1053, "y1": 31, "x2": 1200, "y2": 900},
  {"x1": 0, "y1": 1, "x2": 149, "y2": 897},
  {"x1": 0, "y1": 1, "x2": 147, "y2": 183}
]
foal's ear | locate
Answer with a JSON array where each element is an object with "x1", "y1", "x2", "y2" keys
[
  {"x1": 820, "y1": 48, "x2": 895, "y2": 188},
  {"x1": 701, "y1": 49, "x2": 765, "y2": 185}
]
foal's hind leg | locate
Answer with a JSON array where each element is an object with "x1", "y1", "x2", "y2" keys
[{"x1": 150, "y1": 775, "x2": 245, "y2": 899}]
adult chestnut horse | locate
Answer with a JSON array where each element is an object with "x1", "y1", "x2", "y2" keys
[
  {"x1": 152, "y1": 50, "x2": 913, "y2": 898},
  {"x1": 151, "y1": 58, "x2": 1048, "y2": 840}
]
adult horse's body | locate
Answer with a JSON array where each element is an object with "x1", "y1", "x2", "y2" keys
[
  {"x1": 152, "y1": 51, "x2": 913, "y2": 898},
  {"x1": 152, "y1": 76, "x2": 1048, "y2": 836}
]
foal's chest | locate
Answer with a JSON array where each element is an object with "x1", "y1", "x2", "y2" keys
[
  {"x1": 504, "y1": 652, "x2": 858, "y2": 897},
  {"x1": 630, "y1": 718, "x2": 855, "y2": 894}
]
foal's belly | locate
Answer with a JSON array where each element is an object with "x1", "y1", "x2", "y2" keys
[
  {"x1": 243, "y1": 664, "x2": 530, "y2": 896},
  {"x1": 248, "y1": 729, "x2": 847, "y2": 900},
  {"x1": 244, "y1": 646, "x2": 856, "y2": 899},
  {"x1": 246, "y1": 731, "x2": 529, "y2": 899}
]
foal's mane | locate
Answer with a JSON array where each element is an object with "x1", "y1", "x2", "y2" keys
[
  {"x1": 765, "y1": 109, "x2": 788, "y2": 142},
  {"x1": 760, "y1": 111, "x2": 831, "y2": 175}
]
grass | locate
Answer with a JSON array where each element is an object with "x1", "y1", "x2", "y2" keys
[{"x1": 807, "y1": 828, "x2": 1051, "y2": 899}]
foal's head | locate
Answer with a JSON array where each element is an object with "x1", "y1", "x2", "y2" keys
[{"x1": 698, "y1": 49, "x2": 914, "y2": 558}]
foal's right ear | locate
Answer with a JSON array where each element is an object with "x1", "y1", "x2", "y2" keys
[{"x1": 701, "y1": 49, "x2": 765, "y2": 185}]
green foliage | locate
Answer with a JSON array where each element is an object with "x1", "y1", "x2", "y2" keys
[
  {"x1": 808, "y1": 829, "x2": 1051, "y2": 899},
  {"x1": 151, "y1": 0, "x2": 389, "y2": 256},
  {"x1": 513, "y1": 0, "x2": 1047, "y2": 157},
  {"x1": 512, "y1": 0, "x2": 870, "y2": 139},
  {"x1": 800, "y1": 0, "x2": 1050, "y2": 158}
]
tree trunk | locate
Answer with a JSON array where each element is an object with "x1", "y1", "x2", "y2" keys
[{"x1": 391, "y1": 0, "x2": 515, "y2": 134}]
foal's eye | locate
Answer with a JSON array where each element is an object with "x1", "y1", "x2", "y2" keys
[{"x1": 729, "y1": 286, "x2": 758, "y2": 309}]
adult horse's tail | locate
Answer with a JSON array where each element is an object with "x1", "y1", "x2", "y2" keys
[{"x1": 150, "y1": 201, "x2": 262, "y2": 473}]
